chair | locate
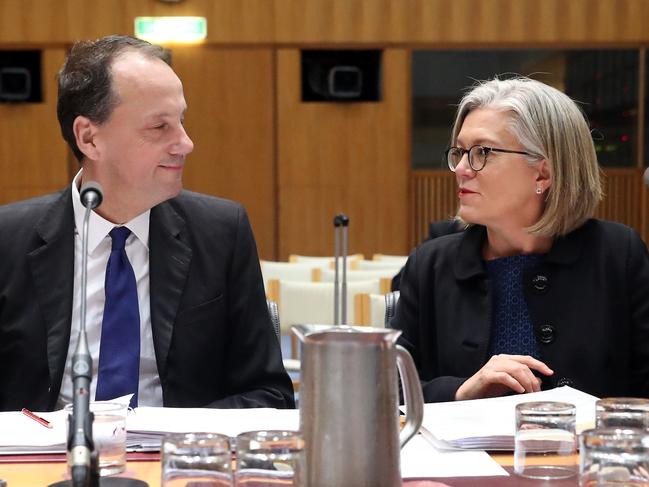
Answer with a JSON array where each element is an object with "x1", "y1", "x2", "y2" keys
[
  {"x1": 352, "y1": 259, "x2": 405, "y2": 272},
  {"x1": 355, "y1": 290, "x2": 401, "y2": 327},
  {"x1": 288, "y1": 254, "x2": 364, "y2": 270},
  {"x1": 267, "y1": 299, "x2": 300, "y2": 388},
  {"x1": 384, "y1": 290, "x2": 400, "y2": 326},
  {"x1": 266, "y1": 299, "x2": 281, "y2": 339},
  {"x1": 266, "y1": 278, "x2": 382, "y2": 358},
  {"x1": 318, "y1": 268, "x2": 394, "y2": 293},
  {"x1": 260, "y1": 260, "x2": 320, "y2": 293},
  {"x1": 372, "y1": 254, "x2": 409, "y2": 267}
]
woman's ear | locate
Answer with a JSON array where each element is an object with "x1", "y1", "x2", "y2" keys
[
  {"x1": 535, "y1": 158, "x2": 552, "y2": 193},
  {"x1": 73, "y1": 115, "x2": 100, "y2": 161}
]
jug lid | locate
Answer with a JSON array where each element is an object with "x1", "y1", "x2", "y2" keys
[{"x1": 292, "y1": 324, "x2": 402, "y2": 344}]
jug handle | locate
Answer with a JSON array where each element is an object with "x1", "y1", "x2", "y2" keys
[{"x1": 396, "y1": 344, "x2": 424, "y2": 448}]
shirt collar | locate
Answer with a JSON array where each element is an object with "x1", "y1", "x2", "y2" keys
[{"x1": 71, "y1": 170, "x2": 150, "y2": 253}]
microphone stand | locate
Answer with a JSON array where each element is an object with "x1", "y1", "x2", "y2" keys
[
  {"x1": 333, "y1": 214, "x2": 349, "y2": 325},
  {"x1": 50, "y1": 183, "x2": 147, "y2": 487},
  {"x1": 68, "y1": 192, "x2": 100, "y2": 487}
]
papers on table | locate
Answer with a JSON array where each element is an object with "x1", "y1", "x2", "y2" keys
[
  {"x1": 0, "y1": 405, "x2": 507, "y2": 478},
  {"x1": 0, "y1": 408, "x2": 68, "y2": 454},
  {"x1": 414, "y1": 386, "x2": 598, "y2": 451},
  {"x1": 0, "y1": 385, "x2": 596, "y2": 479},
  {"x1": 0, "y1": 405, "x2": 299, "y2": 454},
  {"x1": 127, "y1": 406, "x2": 299, "y2": 449},
  {"x1": 400, "y1": 435, "x2": 508, "y2": 478}
]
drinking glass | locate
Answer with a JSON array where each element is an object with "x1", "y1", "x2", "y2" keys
[
  {"x1": 235, "y1": 430, "x2": 304, "y2": 487},
  {"x1": 161, "y1": 432, "x2": 233, "y2": 487},
  {"x1": 580, "y1": 427, "x2": 649, "y2": 486},
  {"x1": 65, "y1": 402, "x2": 128, "y2": 476},
  {"x1": 514, "y1": 401, "x2": 577, "y2": 479},
  {"x1": 596, "y1": 398, "x2": 649, "y2": 429}
]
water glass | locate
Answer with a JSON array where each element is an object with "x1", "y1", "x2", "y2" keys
[
  {"x1": 580, "y1": 427, "x2": 649, "y2": 486},
  {"x1": 514, "y1": 401, "x2": 578, "y2": 479},
  {"x1": 235, "y1": 430, "x2": 304, "y2": 486},
  {"x1": 161, "y1": 432, "x2": 233, "y2": 487},
  {"x1": 65, "y1": 402, "x2": 128, "y2": 476},
  {"x1": 597, "y1": 398, "x2": 649, "y2": 430}
]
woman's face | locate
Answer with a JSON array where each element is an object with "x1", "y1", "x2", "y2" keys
[{"x1": 453, "y1": 107, "x2": 549, "y2": 231}]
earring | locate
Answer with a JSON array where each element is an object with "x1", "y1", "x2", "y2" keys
[{"x1": 535, "y1": 187, "x2": 543, "y2": 195}]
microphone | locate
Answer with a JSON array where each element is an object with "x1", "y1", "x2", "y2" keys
[
  {"x1": 80, "y1": 181, "x2": 103, "y2": 210},
  {"x1": 70, "y1": 181, "x2": 104, "y2": 486},
  {"x1": 50, "y1": 182, "x2": 147, "y2": 486}
]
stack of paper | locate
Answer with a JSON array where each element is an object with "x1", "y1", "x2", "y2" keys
[
  {"x1": 415, "y1": 386, "x2": 598, "y2": 450},
  {"x1": 127, "y1": 406, "x2": 300, "y2": 449},
  {"x1": 0, "y1": 405, "x2": 510, "y2": 478},
  {"x1": 0, "y1": 406, "x2": 300, "y2": 454}
]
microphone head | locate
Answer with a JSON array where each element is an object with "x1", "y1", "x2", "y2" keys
[
  {"x1": 79, "y1": 181, "x2": 104, "y2": 210},
  {"x1": 333, "y1": 214, "x2": 350, "y2": 227}
]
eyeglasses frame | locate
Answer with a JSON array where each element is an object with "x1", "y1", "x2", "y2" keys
[{"x1": 445, "y1": 144, "x2": 540, "y2": 172}]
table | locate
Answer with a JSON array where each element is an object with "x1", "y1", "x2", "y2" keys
[{"x1": 0, "y1": 452, "x2": 582, "y2": 486}]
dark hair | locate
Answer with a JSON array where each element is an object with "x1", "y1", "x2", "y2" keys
[{"x1": 57, "y1": 35, "x2": 170, "y2": 162}]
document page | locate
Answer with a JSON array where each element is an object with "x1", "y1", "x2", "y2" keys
[
  {"x1": 411, "y1": 386, "x2": 597, "y2": 450},
  {"x1": 400, "y1": 435, "x2": 508, "y2": 478}
]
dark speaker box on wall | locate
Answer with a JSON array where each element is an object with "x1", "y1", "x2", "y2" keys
[
  {"x1": 0, "y1": 50, "x2": 42, "y2": 103},
  {"x1": 301, "y1": 50, "x2": 382, "y2": 103}
]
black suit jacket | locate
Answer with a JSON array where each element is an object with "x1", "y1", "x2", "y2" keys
[
  {"x1": 0, "y1": 188, "x2": 294, "y2": 411},
  {"x1": 391, "y1": 219, "x2": 463, "y2": 291},
  {"x1": 391, "y1": 220, "x2": 649, "y2": 402}
]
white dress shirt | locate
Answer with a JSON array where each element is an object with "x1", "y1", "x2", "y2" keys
[{"x1": 57, "y1": 171, "x2": 163, "y2": 407}]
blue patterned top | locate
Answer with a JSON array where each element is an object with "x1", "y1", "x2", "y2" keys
[{"x1": 485, "y1": 254, "x2": 545, "y2": 359}]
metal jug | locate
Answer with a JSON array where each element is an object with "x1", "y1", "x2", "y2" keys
[{"x1": 294, "y1": 324, "x2": 424, "y2": 487}]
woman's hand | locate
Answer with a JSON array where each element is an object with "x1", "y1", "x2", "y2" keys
[{"x1": 455, "y1": 354, "x2": 554, "y2": 401}]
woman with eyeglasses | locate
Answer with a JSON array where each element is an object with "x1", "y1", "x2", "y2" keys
[{"x1": 391, "y1": 77, "x2": 649, "y2": 402}]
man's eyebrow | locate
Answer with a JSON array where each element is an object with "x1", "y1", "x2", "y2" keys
[{"x1": 147, "y1": 107, "x2": 188, "y2": 119}]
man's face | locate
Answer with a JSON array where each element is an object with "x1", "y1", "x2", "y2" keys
[{"x1": 88, "y1": 51, "x2": 194, "y2": 217}]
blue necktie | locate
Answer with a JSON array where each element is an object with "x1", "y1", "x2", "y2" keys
[{"x1": 95, "y1": 227, "x2": 140, "y2": 407}]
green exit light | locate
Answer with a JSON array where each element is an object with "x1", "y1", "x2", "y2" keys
[{"x1": 134, "y1": 16, "x2": 207, "y2": 44}]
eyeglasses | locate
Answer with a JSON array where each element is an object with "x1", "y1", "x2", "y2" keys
[{"x1": 445, "y1": 144, "x2": 539, "y2": 172}]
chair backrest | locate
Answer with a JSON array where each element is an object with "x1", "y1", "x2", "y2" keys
[
  {"x1": 354, "y1": 293, "x2": 388, "y2": 328},
  {"x1": 319, "y1": 267, "x2": 399, "y2": 286},
  {"x1": 266, "y1": 299, "x2": 281, "y2": 340},
  {"x1": 384, "y1": 290, "x2": 400, "y2": 327},
  {"x1": 260, "y1": 261, "x2": 319, "y2": 292},
  {"x1": 353, "y1": 259, "x2": 405, "y2": 272},
  {"x1": 288, "y1": 254, "x2": 364, "y2": 269},
  {"x1": 268, "y1": 279, "x2": 381, "y2": 332},
  {"x1": 372, "y1": 254, "x2": 409, "y2": 267}
]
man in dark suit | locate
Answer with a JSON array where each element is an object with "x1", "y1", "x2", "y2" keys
[{"x1": 0, "y1": 35, "x2": 294, "y2": 411}]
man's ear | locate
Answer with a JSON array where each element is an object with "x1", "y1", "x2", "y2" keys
[
  {"x1": 73, "y1": 115, "x2": 100, "y2": 161},
  {"x1": 535, "y1": 158, "x2": 552, "y2": 193}
]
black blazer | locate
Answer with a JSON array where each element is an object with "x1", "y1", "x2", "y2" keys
[
  {"x1": 0, "y1": 188, "x2": 294, "y2": 411},
  {"x1": 391, "y1": 220, "x2": 649, "y2": 402},
  {"x1": 391, "y1": 219, "x2": 464, "y2": 291}
]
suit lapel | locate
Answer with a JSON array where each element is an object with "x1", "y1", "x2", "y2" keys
[
  {"x1": 27, "y1": 189, "x2": 75, "y2": 407},
  {"x1": 149, "y1": 199, "x2": 192, "y2": 380}
]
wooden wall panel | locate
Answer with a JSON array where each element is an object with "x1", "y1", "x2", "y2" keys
[
  {"x1": 411, "y1": 169, "x2": 649, "y2": 247},
  {"x1": 0, "y1": 48, "x2": 70, "y2": 204},
  {"x1": 3, "y1": 1, "x2": 649, "y2": 45},
  {"x1": 171, "y1": 47, "x2": 276, "y2": 260},
  {"x1": 277, "y1": 48, "x2": 409, "y2": 259},
  {"x1": 411, "y1": 171, "x2": 457, "y2": 246},
  {"x1": 123, "y1": 0, "x2": 275, "y2": 43},
  {"x1": 0, "y1": 0, "x2": 127, "y2": 45}
]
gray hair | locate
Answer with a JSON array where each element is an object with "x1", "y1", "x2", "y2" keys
[{"x1": 451, "y1": 77, "x2": 603, "y2": 236}]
